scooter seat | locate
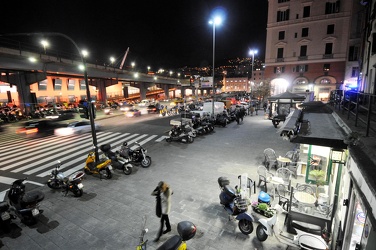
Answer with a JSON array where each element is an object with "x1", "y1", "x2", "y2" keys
[
  {"x1": 291, "y1": 220, "x2": 322, "y2": 235},
  {"x1": 22, "y1": 190, "x2": 45, "y2": 204},
  {"x1": 156, "y1": 235, "x2": 181, "y2": 250},
  {"x1": 0, "y1": 201, "x2": 9, "y2": 212}
]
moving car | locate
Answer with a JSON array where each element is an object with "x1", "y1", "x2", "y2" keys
[
  {"x1": 124, "y1": 108, "x2": 141, "y2": 117},
  {"x1": 146, "y1": 104, "x2": 159, "y2": 113},
  {"x1": 54, "y1": 121, "x2": 100, "y2": 136},
  {"x1": 120, "y1": 104, "x2": 134, "y2": 112},
  {"x1": 17, "y1": 120, "x2": 66, "y2": 137}
]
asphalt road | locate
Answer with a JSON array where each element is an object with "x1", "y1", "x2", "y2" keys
[{"x1": 0, "y1": 110, "x2": 296, "y2": 250}]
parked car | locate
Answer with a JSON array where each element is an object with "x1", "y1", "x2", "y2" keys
[
  {"x1": 124, "y1": 108, "x2": 142, "y2": 117},
  {"x1": 54, "y1": 121, "x2": 100, "y2": 136}
]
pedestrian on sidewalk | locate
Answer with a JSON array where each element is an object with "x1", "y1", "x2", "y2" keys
[{"x1": 151, "y1": 181, "x2": 173, "y2": 242}]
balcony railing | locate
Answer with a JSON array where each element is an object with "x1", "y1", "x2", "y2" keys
[
  {"x1": 276, "y1": 58, "x2": 285, "y2": 62},
  {"x1": 298, "y1": 56, "x2": 308, "y2": 61},
  {"x1": 323, "y1": 54, "x2": 333, "y2": 59},
  {"x1": 331, "y1": 91, "x2": 376, "y2": 137}
]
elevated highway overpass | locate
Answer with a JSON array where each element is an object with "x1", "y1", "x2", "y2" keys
[{"x1": 0, "y1": 45, "x2": 190, "y2": 111}]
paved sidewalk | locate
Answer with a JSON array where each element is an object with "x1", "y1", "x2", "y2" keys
[{"x1": 0, "y1": 112, "x2": 295, "y2": 250}]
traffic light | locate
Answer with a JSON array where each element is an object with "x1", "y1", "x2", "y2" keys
[{"x1": 78, "y1": 101, "x2": 89, "y2": 119}]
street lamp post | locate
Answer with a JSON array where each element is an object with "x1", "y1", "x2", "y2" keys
[
  {"x1": 249, "y1": 49, "x2": 257, "y2": 107},
  {"x1": 209, "y1": 16, "x2": 222, "y2": 117}
]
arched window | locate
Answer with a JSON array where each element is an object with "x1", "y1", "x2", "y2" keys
[{"x1": 320, "y1": 78, "x2": 331, "y2": 84}]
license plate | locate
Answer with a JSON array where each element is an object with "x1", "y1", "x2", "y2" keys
[
  {"x1": 1, "y1": 212, "x2": 10, "y2": 221},
  {"x1": 77, "y1": 183, "x2": 84, "y2": 189},
  {"x1": 108, "y1": 166, "x2": 113, "y2": 170},
  {"x1": 32, "y1": 208, "x2": 39, "y2": 216}
]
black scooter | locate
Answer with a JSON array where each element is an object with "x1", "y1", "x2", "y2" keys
[{"x1": 7, "y1": 178, "x2": 44, "y2": 225}]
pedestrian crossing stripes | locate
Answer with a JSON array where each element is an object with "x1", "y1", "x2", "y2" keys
[{"x1": 0, "y1": 131, "x2": 168, "y2": 179}]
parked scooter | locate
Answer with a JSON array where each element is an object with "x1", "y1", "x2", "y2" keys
[
  {"x1": 7, "y1": 178, "x2": 44, "y2": 225},
  {"x1": 0, "y1": 201, "x2": 14, "y2": 233},
  {"x1": 119, "y1": 142, "x2": 152, "y2": 168},
  {"x1": 217, "y1": 176, "x2": 255, "y2": 235},
  {"x1": 256, "y1": 204, "x2": 328, "y2": 250},
  {"x1": 166, "y1": 125, "x2": 194, "y2": 143},
  {"x1": 100, "y1": 144, "x2": 133, "y2": 175},
  {"x1": 83, "y1": 150, "x2": 113, "y2": 179},
  {"x1": 156, "y1": 221, "x2": 197, "y2": 250},
  {"x1": 47, "y1": 161, "x2": 85, "y2": 197}
]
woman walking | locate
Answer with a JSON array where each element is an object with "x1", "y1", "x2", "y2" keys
[{"x1": 151, "y1": 181, "x2": 172, "y2": 242}]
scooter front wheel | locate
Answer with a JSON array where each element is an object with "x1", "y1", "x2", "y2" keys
[
  {"x1": 141, "y1": 156, "x2": 152, "y2": 168},
  {"x1": 47, "y1": 179, "x2": 61, "y2": 189},
  {"x1": 238, "y1": 219, "x2": 254, "y2": 235},
  {"x1": 123, "y1": 164, "x2": 133, "y2": 175},
  {"x1": 72, "y1": 187, "x2": 83, "y2": 197},
  {"x1": 100, "y1": 168, "x2": 112, "y2": 179},
  {"x1": 256, "y1": 224, "x2": 268, "y2": 241}
]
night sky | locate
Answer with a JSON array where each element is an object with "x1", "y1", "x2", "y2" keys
[{"x1": 2, "y1": 0, "x2": 268, "y2": 70}]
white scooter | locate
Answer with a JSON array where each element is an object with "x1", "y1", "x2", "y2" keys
[{"x1": 256, "y1": 204, "x2": 329, "y2": 250}]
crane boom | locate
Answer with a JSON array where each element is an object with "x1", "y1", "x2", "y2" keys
[{"x1": 119, "y1": 47, "x2": 130, "y2": 70}]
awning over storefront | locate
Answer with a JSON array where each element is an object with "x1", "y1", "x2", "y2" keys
[{"x1": 281, "y1": 101, "x2": 348, "y2": 149}]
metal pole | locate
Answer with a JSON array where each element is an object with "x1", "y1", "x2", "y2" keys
[{"x1": 212, "y1": 23, "x2": 216, "y2": 117}]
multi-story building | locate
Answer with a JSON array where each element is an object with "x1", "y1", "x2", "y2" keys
[{"x1": 264, "y1": 0, "x2": 361, "y2": 101}]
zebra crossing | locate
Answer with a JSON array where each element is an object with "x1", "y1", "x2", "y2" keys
[{"x1": 0, "y1": 131, "x2": 168, "y2": 182}]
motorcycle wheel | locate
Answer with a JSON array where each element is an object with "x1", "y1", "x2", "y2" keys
[
  {"x1": 166, "y1": 137, "x2": 172, "y2": 142},
  {"x1": 47, "y1": 179, "x2": 61, "y2": 189},
  {"x1": 123, "y1": 164, "x2": 133, "y2": 175},
  {"x1": 72, "y1": 187, "x2": 83, "y2": 197},
  {"x1": 22, "y1": 215, "x2": 37, "y2": 226},
  {"x1": 256, "y1": 224, "x2": 268, "y2": 241},
  {"x1": 238, "y1": 219, "x2": 254, "y2": 235},
  {"x1": 141, "y1": 156, "x2": 152, "y2": 168},
  {"x1": 100, "y1": 168, "x2": 112, "y2": 179},
  {"x1": 187, "y1": 136, "x2": 194, "y2": 143}
]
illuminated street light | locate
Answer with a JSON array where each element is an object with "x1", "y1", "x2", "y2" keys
[
  {"x1": 81, "y1": 50, "x2": 88, "y2": 57},
  {"x1": 131, "y1": 62, "x2": 135, "y2": 71},
  {"x1": 40, "y1": 40, "x2": 49, "y2": 54},
  {"x1": 249, "y1": 49, "x2": 258, "y2": 91},
  {"x1": 147, "y1": 66, "x2": 151, "y2": 73},
  {"x1": 209, "y1": 15, "x2": 222, "y2": 116}
]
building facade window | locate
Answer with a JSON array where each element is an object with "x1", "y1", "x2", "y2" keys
[
  {"x1": 79, "y1": 80, "x2": 86, "y2": 90},
  {"x1": 325, "y1": 1, "x2": 340, "y2": 14},
  {"x1": 320, "y1": 78, "x2": 331, "y2": 84},
  {"x1": 302, "y1": 27, "x2": 309, "y2": 37},
  {"x1": 278, "y1": 31, "x2": 285, "y2": 40},
  {"x1": 325, "y1": 43, "x2": 333, "y2": 55},
  {"x1": 303, "y1": 6, "x2": 310, "y2": 18},
  {"x1": 277, "y1": 48, "x2": 284, "y2": 59},
  {"x1": 348, "y1": 46, "x2": 359, "y2": 61},
  {"x1": 278, "y1": 0, "x2": 289, "y2": 3},
  {"x1": 300, "y1": 45, "x2": 307, "y2": 57},
  {"x1": 274, "y1": 66, "x2": 285, "y2": 73},
  {"x1": 352, "y1": 67, "x2": 359, "y2": 78},
  {"x1": 323, "y1": 64, "x2": 331, "y2": 72},
  {"x1": 67, "y1": 79, "x2": 75, "y2": 90},
  {"x1": 327, "y1": 24, "x2": 335, "y2": 34},
  {"x1": 277, "y1": 9, "x2": 290, "y2": 22},
  {"x1": 53, "y1": 78, "x2": 62, "y2": 91},
  {"x1": 38, "y1": 80, "x2": 47, "y2": 91}
]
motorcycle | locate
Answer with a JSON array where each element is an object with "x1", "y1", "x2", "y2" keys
[
  {"x1": 47, "y1": 161, "x2": 85, "y2": 197},
  {"x1": 0, "y1": 201, "x2": 13, "y2": 233},
  {"x1": 166, "y1": 125, "x2": 194, "y2": 143},
  {"x1": 256, "y1": 204, "x2": 329, "y2": 250},
  {"x1": 100, "y1": 144, "x2": 133, "y2": 175},
  {"x1": 83, "y1": 150, "x2": 113, "y2": 179},
  {"x1": 215, "y1": 113, "x2": 228, "y2": 127},
  {"x1": 119, "y1": 142, "x2": 151, "y2": 168},
  {"x1": 217, "y1": 176, "x2": 255, "y2": 235},
  {"x1": 156, "y1": 221, "x2": 197, "y2": 250},
  {"x1": 7, "y1": 178, "x2": 44, "y2": 225}
]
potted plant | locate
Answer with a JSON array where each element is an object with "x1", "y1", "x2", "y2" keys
[{"x1": 309, "y1": 169, "x2": 326, "y2": 200}]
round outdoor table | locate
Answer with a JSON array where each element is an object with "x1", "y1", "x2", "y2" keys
[
  {"x1": 294, "y1": 192, "x2": 316, "y2": 213},
  {"x1": 277, "y1": 156, "x2": 291, "y2": 168}
]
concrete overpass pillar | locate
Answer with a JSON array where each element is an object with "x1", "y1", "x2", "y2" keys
[
  {"x1": 16, "y1": 72, "x2": 33, "y2": 115},
  {"x1": 163, "y1": 85, "x2": 169, "y2": 99},
  {"x1": 139, "y1": 82, "x2": 148, "y2": 100},
  {"x1": 96, "y1": 79, "x2": 107, "y2": 104}
]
